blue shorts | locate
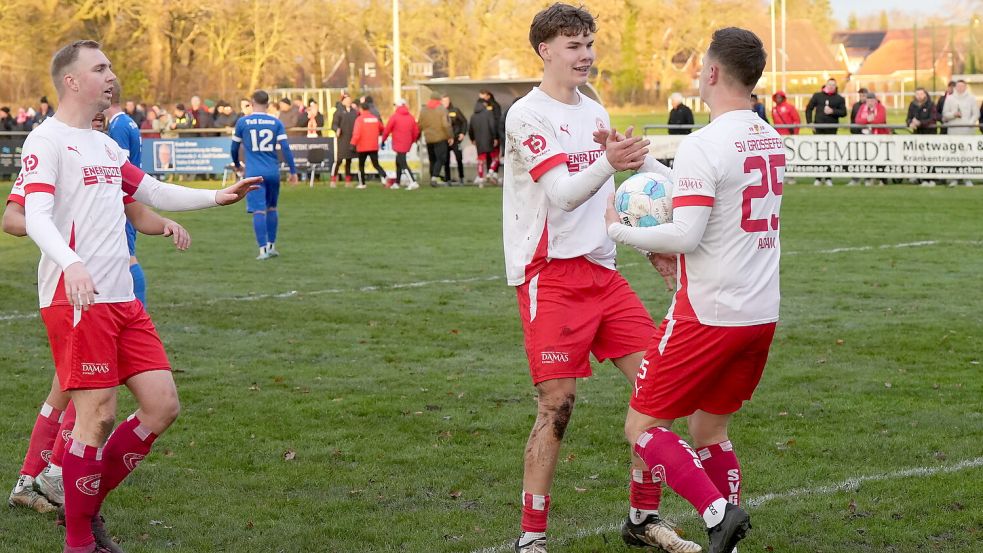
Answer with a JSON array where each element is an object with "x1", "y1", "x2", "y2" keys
[
  {"x1": 246, "y1": 173, "x2": 281, "y2": 213},
  {"x1": 125, "y1": 220, "x2": 137, "y2": 256}
]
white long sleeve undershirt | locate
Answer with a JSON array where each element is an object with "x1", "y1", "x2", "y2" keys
[
  {"x1": 24, "y1": 193, "x2": 82, "y2": 270},
  {"x1": 607, "y1": 205, "x2": 711, "y2": 254},
  {"x1": 538, "y1": 152, "x2": 616, "y2": 212},
  {"x1": 131, "y1": 174, "x2": 218, "y2": 212}
]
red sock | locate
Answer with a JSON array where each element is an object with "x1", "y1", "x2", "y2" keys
[
  {"x1": 520, "y1": 491, "x2": 550, "y2": 533},
  {"x1": 634, "y1": 427, "x2": 723, "y2": 515},
  {"x1": 99, "y1": 414, "x2": 158, "y2": 500},
  {"x1": 62, "y1": 439, "x2": 102, "y2": 547},
  {"x1": 50, "y1": 402, "x2": 76, "y2": 469},
  {"x1": 630, "y1": 467, "x2": 663, "y2": 512},
  {"x1": 20, "y1": 403, "x2": 63, "y2": 477},
  {"x1": 698, "y1": 440, "x2": 741, "y2": 506}
]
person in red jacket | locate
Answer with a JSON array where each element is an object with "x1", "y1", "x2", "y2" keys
[
  {"x1": 382, "y1": 99, "x2": 421, "y2": 190},
  {"x1": 350, "y1": 102, "x2": 388, "y2": 189},
  {"x1": 854, "y1": 91, "x2": 888, "y2": 134},
  {"x1": 770, "y1": 91, "x2": 800, "y2": 135}
]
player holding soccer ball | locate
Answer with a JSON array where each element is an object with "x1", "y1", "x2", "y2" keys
[
  {"x1": 503, "y1": 4, "x2": 699, "y2": 553},
  {"x1": 604, "y1": 28, "x2": 782, "y2": 553},
  {"x1": 19, "y1": 40, "x2": 258, "y2": 553}
]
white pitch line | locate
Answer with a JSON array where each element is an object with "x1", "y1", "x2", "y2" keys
[
  {"x1": 469, "y1": 456, "x2": 983, "y2": 553},
  {"x1": 2, "y1": 239, "x2": 978, "y2": 323}
]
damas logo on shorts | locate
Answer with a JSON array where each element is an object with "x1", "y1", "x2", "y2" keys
[
  {"x1": 540, "y1": 351, "x2": 570, "y2": 364},
  {"x1": 123, "y1": 453, "x2": 145, "y2": 471},
  {"x1": 41, "y1": 449, "x2": 53, "y2": 463},
  {"x1": 81, "y1": 362, "x2": 111, "y2": 376},
  {"x1": 75, "y1": 474, "x2": 101, "y2": 496}
]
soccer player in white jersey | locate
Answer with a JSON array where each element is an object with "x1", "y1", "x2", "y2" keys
[
  {"x1": 4, "y1": 162, "x2": 191, "y2": 515},
  {"x1": 503, "y1": 5, "x2": 699, "y2": 553},
  {"x1": 605, "y1": 28, "x2": 781, "y2": 553},
  {"x1": 20, "y1": 40, "x2": 258, "y2": 553}
]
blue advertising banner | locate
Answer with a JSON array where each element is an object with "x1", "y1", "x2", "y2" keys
[
  {"x1": 140, "y1": 137, "x2": 232, "y2": 174},
  {"x1": 140, "y1": 136, "x2": 336, "y2": 174}
]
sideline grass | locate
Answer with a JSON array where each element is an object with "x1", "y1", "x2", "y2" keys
[{"x1": 0, "y1": 181, "x2": 980, "y2": 552}]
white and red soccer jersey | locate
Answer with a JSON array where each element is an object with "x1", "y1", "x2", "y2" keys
[
  {"x1": 503, "y1": 87, "x2": 616, "y2": 286},
  {"x1": 19, "y1": 117, "x2": 145, "y2": 308},
  {"x1": 668, "y1": 110, "x2": 783, "y2": 326}
]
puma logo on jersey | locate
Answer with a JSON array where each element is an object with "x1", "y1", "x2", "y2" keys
[
  {"x1": 559, "y1": 124, "x2": 570, "y2": 136},
  {"x1": 67, "y1": 146, "x2": 81, "y2": 155}
]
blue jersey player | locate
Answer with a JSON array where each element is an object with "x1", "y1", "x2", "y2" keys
[
  {"x1": 105, "y1": 80, "x2": 148, "y2": 303},
  {"x1": 231, "y1": 90, "x2": 298, "y2": 259}
]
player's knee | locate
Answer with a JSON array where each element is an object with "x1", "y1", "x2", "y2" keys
[{"x1": 539, "y1": 392, "x2": 576, "y2": 440}]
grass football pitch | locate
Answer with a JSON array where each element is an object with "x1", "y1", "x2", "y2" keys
[{"x1": 0, "y1": 179, "x2": 980, "y2": 552}]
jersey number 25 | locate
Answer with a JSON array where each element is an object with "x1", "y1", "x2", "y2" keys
[{"x1": 741, "y1": 154, "x2": 784, "y2": 232}]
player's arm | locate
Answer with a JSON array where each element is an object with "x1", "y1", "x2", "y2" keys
[
  {"x1": 593, "y1": 128, "x2": 671, "y2": 179},
  {"x1": 121, "y1": 161, "x2": 260, "y2": 210},
  {"x1": 604, "y1": 139, "x2": 715, "y2": 254},
  {"x1": 538, "y1": 126, "x2": 649, "y2": 212},
  {"x1": 124, "y1": 201, "x2": 191, "y2": 250},
  {"x1": 231, "y1": 120, "x2": 243, "y2": 169},
  {"x1": 606, "y1": 202, "x2": 710, "y2": 254},
  {"x1": 2, "y1": 201, "x2": 26, "y2": 236}
]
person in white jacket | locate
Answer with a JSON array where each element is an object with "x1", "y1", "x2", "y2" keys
[{"x1": 941, "y1": 80, "x2": 978, "y2": 185}]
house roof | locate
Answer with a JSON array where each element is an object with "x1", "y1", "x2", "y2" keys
[
  {"x1": 855, "y1": 28, "x2": 965, "y2": 76},
  {"x1": 746, "y1": 18, "x2": 848, "y2": 73},
  {"x1": 832, "y1": 31, "x2": 887, "y2": 53}
]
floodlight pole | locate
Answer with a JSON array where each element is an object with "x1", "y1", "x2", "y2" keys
[
  {"x1": 770, "y1": 0, "x2": 777, "y2": 92},
  {"x1": 781, "y1": 0, "x2": 787, "y2": 92},
  {"x1": 393, "y1": 0, "x2": 402, "y2": 102}
]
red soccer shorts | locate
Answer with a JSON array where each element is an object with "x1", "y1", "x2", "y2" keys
[
  {"x1": 516, "y1": 256, "x2": 655, "y2": 385},
  {"x1": 630, "y1": 318, "x2": 777, "y2": 420},
  {"x1": 40, "y1": 300, "x2": 171, "y2": 391}
]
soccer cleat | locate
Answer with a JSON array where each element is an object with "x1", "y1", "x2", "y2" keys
[
  {"x1": 35, "y1": 469, "x2": 64, "y2": 506},
  {"x1": 266, "y1": 245, "x2": 279, "y2": 258},
  {"x1": 706, "y1": 503, "x2": 750, "y2": 553},
  {"x1": 8, "y1": 475, "x2": 58, "y2": 513},
  {"x1": 622, "y1": 514, "x2": 702, "y2": 552},
  {"x1": 92, "y1": 515, "x2": 126, "y2": 553},
  {"x1": 355, "y1": 183, "x2": 367, "y2": 189},
  {"x1": 514, "y1": 536, "x2": 547, "y2": 553},
  {"x1": 256, "y1": 248, "x2": 271, "y2": 260},
  {"x1": 405, "y1": 182, "x2": 419, "y2": 190}
]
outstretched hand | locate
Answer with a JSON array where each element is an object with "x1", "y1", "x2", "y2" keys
[
  {"x1": 215, "y1": 176, "x2": 262, "y2": 206},
  {"x1": 604, "y1": 126, "x2": 648, "y2": 171}
]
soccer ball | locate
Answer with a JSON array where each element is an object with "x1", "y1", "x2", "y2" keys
[{"x1": 614, "y1": 172, "x2": 673, "y2": 228}]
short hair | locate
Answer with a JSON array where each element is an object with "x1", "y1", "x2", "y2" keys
[
  {"x1": 956, "y1": 79, "x2": 967, "y2": 85},
  {"x1": 175, "y1": 103, "x2": 186, "y2": 111},
  {"x1": 40, "y1": 96, "x2": 49, "y2": 104},
  {"x1": 363, "y1": 95, "x2": 374, "y2": 104},
  {"x1": 359, "y1": 102, "x2": 370, "y2": 110},
  {"x1": 750, "y1": 93, "x2": 758, "y2": 100},
  {"x1": 278, "y1": 97, "x2": 291, "y2": 106},
  {"x1": 110, "y1": 79, "x2": 122, "y2": 105},
  {"x1": 706, "y1": 27, "x2": 766, "y2": 89},
  {"x1": 308, "y1": 99, "x2": 318, "y2": 107},
  {"x1": 669, "y1": 92, "x2": 684, "y2": 103},
  {"x1": 252, "y1": 90, "x2": 270, "y2": 105},
  {"x1": 529, "y1": 3, "x2": 597, "y2": 57},
  {"x1": 858, "y1": 87, "x2": 869, "y2": 94},
  {"x1": 50, "y1": 40, "x2": 102, "y2": 93},
  {"x1": 948, "y1": 80, "x2": 956, "y2": 87}
]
